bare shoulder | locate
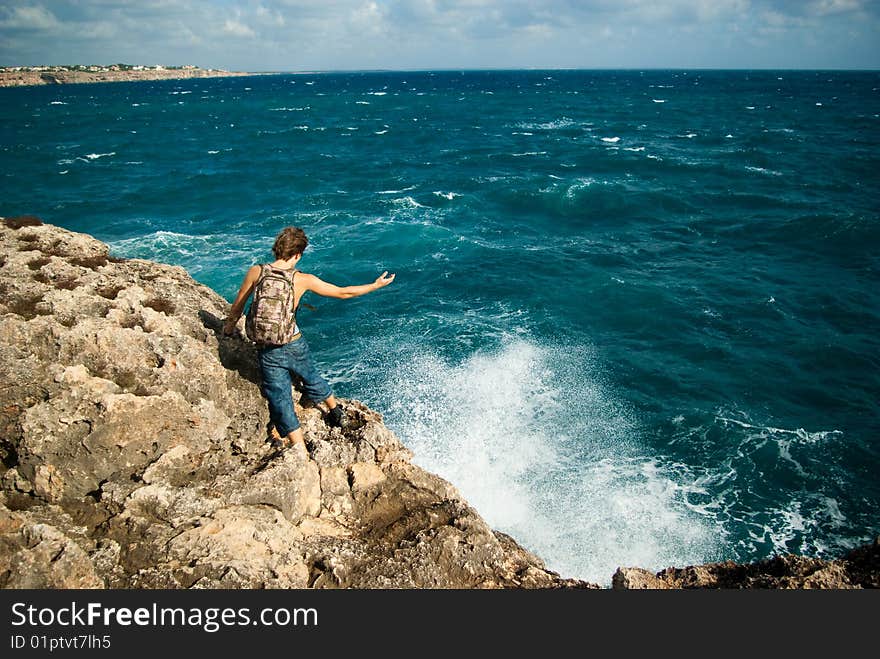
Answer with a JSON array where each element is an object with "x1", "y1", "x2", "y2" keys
[{"x1": 295, "y1": 271, "x2": 318, "y2": 288}]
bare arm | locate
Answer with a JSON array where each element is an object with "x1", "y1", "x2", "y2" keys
[
  {"x1": 300, "y1": 271, "x2": 396, "y2": 299},
  {"x1": 223, "y1": 265, "x2": 262, "y2": 335}
]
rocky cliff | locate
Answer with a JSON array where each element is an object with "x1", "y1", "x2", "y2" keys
[
  {"x1": 0, "y1": 216, "x2": 876, "y2": 589},
  {"x1": 0, "y1": 68, "x2": 254, "y2": 88}
]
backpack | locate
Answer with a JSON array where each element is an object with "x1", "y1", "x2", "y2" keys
[{"x1": 245, "y1": 264, "x2": 299, "y2": 346}]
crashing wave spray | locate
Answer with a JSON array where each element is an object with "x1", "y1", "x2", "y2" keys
[{"x1": 376, "y1": 339, "x2": 719, "y2": 585}]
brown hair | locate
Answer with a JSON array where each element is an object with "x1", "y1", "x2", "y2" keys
[{"x1": 272, "y1": 226, "x2": 308, "y2": 260}]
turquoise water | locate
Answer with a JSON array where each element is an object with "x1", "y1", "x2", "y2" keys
[{"x1": 2, "y1": 70, "x2": 878, "y2": 583}]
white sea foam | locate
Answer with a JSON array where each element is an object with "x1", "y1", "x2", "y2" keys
[
  {"x1": 745, "y1": 165, "x2": 783, "y2": 176},
  {"x1": 511, "y1": 151, "x2": 547, "y2": 157},
  {"x1": 716, "y1": 416, "x2": 842, "y2": 445},
  {"x1": 83, "y1": 152, "x2": 115, "y2": 160},
  {"x1": 355, "y1": 101, "x2": 370, "y2": 105},
  {"x1": 601, "y1": 136, "x2": 620, "y2": 143},
  {"x1": 681, "y1": 133, "x2": 697, "y2": 139},
  {"x1": 393, "y1": 196, "x2": 425, "y2": 208},
  {"x1": 647, "y1": 154, "x2": 662, "y2": 160},
  {"x1": 269, "y1": 106, "x2": 309, "y2": 112},
  {"x1": 516, "y1": 118, "x2": 575, "y2": 130},
  {"x1": 623, "y1": 146, "x2": 645, "y2": 152},
  {"x1": 375, "y1": 340, "x2": 719, "y2": 585},
  {"x1": 49, "y1": 101, "x2": 67, "y2": 105},
  {"x1": 432, "y1": 191, "x2": 459, "y2": 200},
  {"x1": 377, "y1": 185, "x2": 416, "y2": 194},
  {"x1": 745, "y1": 106, "x2": 756, "y2": 110},
  {"x1": 58, "y1": 170, "x2": 68, "y2": 175},
  {"x1": 374, "y1": 130, "x2": 388, "y2": 135},
  {"x1": 369, "y1": 91, "x2": 387, "y2": 96},
  {"x1": 207, "y1": 150, "x2": 220, "y2": 154},
  {"x1": 652, "y1": 99, "x2": 666, "y2": 103}
]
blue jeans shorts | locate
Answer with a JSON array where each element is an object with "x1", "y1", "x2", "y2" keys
[{"x1": 258, "y1": 337, "x2": 333, "y2": 436}]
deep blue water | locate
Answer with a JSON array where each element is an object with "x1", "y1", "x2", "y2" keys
[{"x1": 2, "y1": 70, "x2": 878, "y2": 584}]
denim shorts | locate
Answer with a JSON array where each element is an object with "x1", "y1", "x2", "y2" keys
[{"x1": 257, "y1": 337, "x2": 333, "y2": 436}]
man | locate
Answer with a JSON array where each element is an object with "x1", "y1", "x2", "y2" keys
[{"x1": 223, "y1": 226, "x2": 395, "y2": 451}]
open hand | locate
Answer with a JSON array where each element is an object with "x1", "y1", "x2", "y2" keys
[{"x1": 374, "y1": 271, "x2": 396, "y2": 288}]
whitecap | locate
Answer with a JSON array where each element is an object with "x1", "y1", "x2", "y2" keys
[
  {"x1": 652, "y1": 99, "x2": 665, "y2": 103},
  {"x1": 58, "y1": 170, "x2": 68, "y2": 175},
  {"x1": 647, "y1": 154, "x2": 662, "y2": 160},
  {"x1": 745, "y1": 106, "x2": 755, "y2": 110},
  {"x1": 433, "y1": 191, "x2": 459, "y2": 200},
  {"x1": 815, "y1": 102, "x2": 823, "y2": 106},
  {"x1": 374, "y1": 130, "x2": 388, "y2": 135},
  {"x1": 623, "y1": 146, "x2": 645, "y2": 152},
  {"x1": 517, "y1": 118, "x2": 575, "y2": 130},
  {"x1": 207, "y1": 150, "x2": 220, "y2": 154},
  {"x1": 601, "y1": 136, "x2": 620, "y2": 143},
  {"x1": 355, "y1": 101, "x2": 370, "y2": 105},
  {"x1": 377, "y1": 185, "x2": 417, "y2": 194},
  {"x1": 745, "y1": 165, "x2": 782, "y2": 176},
  {"x1": 49, "y1": 101, "x2": 67, "y2": 105},
  {"x1": 345, "y1": 127, "x2": 359, "y2": 131},
  {"x1": 369, "y1": 91, "x2": 387, "y2": 96},
  {"x1": 725, "y1": 134, "x2": 734, "y2": 138},
  {"x1": 393, "y1": 196, "x2": 425, "y2": 208},
  {"x1": 84, "y1": 152, "x2": 115, "y2": 160},
  {"x1": 511, "y1": 151, "x2": 547, "y2": 157}
]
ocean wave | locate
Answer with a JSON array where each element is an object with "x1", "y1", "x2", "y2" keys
[
  {"x1": 374, "y1": 339, "x2": 719, "y2": 585},
  {"x1": 601, "y1": 136, "x2": 620, "y2": 143},
  {"x1": 82, "y1": 152, "x2": 116, "y2": 161},
  {"x1": 392, "y1": 196, "x2": 426, "y2": 208},
  {"x1": 516, "y1": 117, "x2": 576, "y2": 130},
  {"x1": 433, "y1": 191, "x2": 460, "y2": 200},
  {"x1": 745, "y1": 165, "x2": 783, "y2": 176},
  {"x1": 377, "y1": 185, "x2": 417, "y2": 194}
]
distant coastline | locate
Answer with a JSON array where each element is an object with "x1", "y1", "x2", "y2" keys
[{"x1": 0, "y1": 64, "x2": 255, "y2": 88}]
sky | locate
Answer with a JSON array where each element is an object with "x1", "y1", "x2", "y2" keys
[{"x1": 0, "y1": 0, "x2": 878, "y2": 71}]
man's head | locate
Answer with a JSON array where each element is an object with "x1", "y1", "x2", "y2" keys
[{"x1": 273, "y1": 226, "x2": 308, "y2": 260}]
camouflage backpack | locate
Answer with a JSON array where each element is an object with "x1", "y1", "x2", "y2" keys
[{"x1": 245, "y1": 265, "x2": 299, "y2": 346}]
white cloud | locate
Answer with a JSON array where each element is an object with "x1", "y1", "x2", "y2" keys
[
  {"x1": 0, "y1": 4, "x2": 61, "y2": 30},
  {"x1": 223, "y1": 18, "x2": 256, "y2": 39}
]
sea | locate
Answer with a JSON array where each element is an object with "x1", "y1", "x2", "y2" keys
[{"x1": 1, "y1": 70, "x2": 878, "y2": 585}]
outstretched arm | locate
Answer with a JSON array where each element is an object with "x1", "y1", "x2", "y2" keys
[
  {"x1": 300, "y1": 271, "x2": 395, "y2": 299},
  {"x1": 223, "y1": 265, "x2": 262, "y2": 335}
]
